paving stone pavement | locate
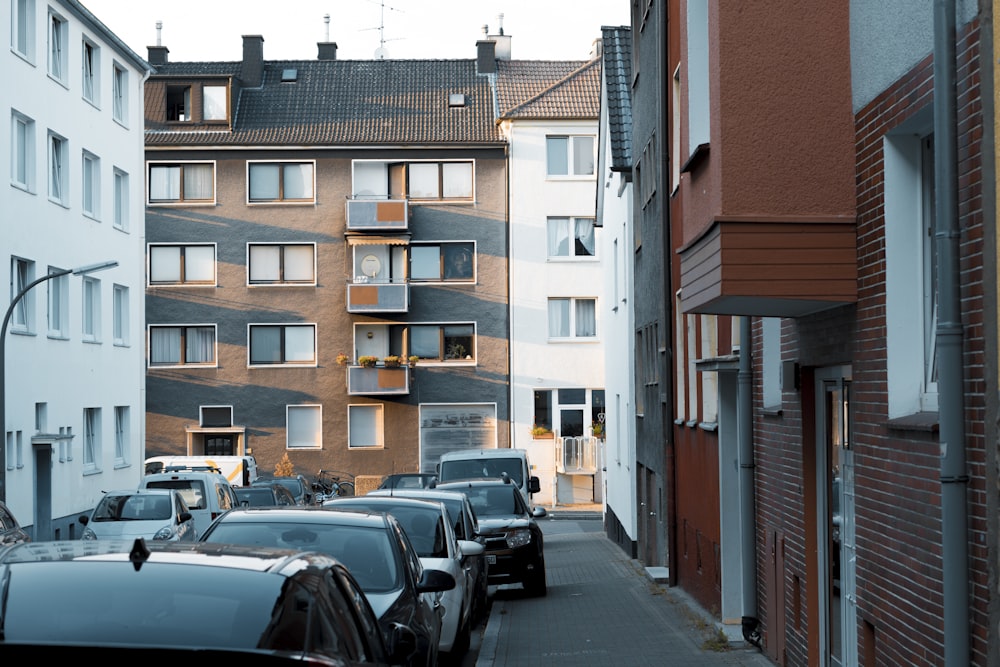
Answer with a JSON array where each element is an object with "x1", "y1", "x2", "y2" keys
[{"x1": 475, "y1": 514, "x2": 773, "y2": 667}]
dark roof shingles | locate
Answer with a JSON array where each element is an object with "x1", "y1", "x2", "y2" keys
[{"x1": 600, "y1": 26, "x2": 633, "y2": 170}]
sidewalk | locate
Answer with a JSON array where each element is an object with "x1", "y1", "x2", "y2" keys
[{"x1": 475, "y1": 513, "x2": 773, "y2": 667}]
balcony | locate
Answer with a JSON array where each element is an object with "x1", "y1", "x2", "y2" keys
[
  {"x1": 346, "y1": 198, "x2": 409, "y2": 232},
  {"x1": 346, "y1": 364, "x2": 410, "y2": 396},
  {"x1": 555, "y1": 436, "x2": 600, "y2": 474},
  {"x1": 346, "y1": 278, "x2": 409, "y2": 313}
]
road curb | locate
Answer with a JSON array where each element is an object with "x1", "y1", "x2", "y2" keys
[{"x1": 474, "y1": 598, "x2": 504, "y2": 667}]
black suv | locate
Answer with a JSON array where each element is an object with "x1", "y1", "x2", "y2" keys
[{"x1": 436, "y1": 476, "x2": 547, "y2": 597}]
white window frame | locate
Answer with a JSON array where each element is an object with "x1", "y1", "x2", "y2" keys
[
  {"x1": 247, "y1": 243, "x2": 317, "y2": 285},
  {"x1": 202, "y1": 84, "x2": 227, "y2": 121},
  {"x1": 407, "y1": 322, "x2": 476, "y2": 364},
  {"x1": 247, "y1": 161, "x2": 316, "y2": 204},
  {"x1": 48, "y1": 131, "x2": 68, "y2": 206},
  {"x1": 348, "y1": 404, "x2": 384, "y2": 449},
  {"x1": 547, "y1": 297, "x2": 598, "y2": 340},
  {"x1": 82, "y1": 150, "x2": 100, "y2": 219},
  {"x1": 83, "y1": 407, "x2": 101, "y2": 471},
  {"x1": 148, "y1": 243, "x2": 217, "y2": 286},
  {"x1": 10, "y1": 257, "x2": 34, "y2": 333},
  {"x1": 113, "y1": 284, "x2": 128, "y2": 346},
  {"x1": 248, "y1": 324, "x2": 317, "y2": 367},
  {"x1": 112, "y1": 62, "x2": 128, "y2": 125},
  {"x1": 12, "y1": 0, "x2": 36, "y2": 62},
  {"x1": 82, "y1": 37, "x2": 99, "y2": 105},
  {"x1": 82, "y1": 276, "x2": 100, "y2": 342},
  {"x1": 147, "y1": 161, "x2": 216, "y2": 205},
  {"x1": 148, "y1": 324, "x2": 218, "y2": 368},
  {"x1": 545, "y1": 135, "x2": 595, "y2": 177},
  {"x1": 113, "y1": 405, "x2": 129, "y2": 465},
  {"x1": 287, "y1": 404, "x2": 322, "y2": 450},
  {"x1": 405, "y1": 161, "x2": 474, "y2": 200},
  {"x1": 113, "y1": 168, "x2": 128, "y2": 231},
  {"x1": 47, "y1": 267, "x2": 68, "y2": 339},
  {"x1": 11, "y1": 110, "x2": 35, "y2": 192},
  {"x1": 47, "y1": 9, "x2": 68, "y2": 84},
  {"x1": 546, "y1": 217, "x2": 597, "y2": 259}
]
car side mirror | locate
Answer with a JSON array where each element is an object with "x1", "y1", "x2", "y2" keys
[
  {"x1": 532, "y1": 507, "x2": 547, "y2": 518},
  {"x1": 79, "y1": 515, "x2": 90, "y2": 526},
  {"x1": 528, "y1": 476, "x2": 541, "y2": 494},
  {"x1": 458, "y1": 539, "x2": 484, "y2": 559},
  {"x1": 416, "y1": 568, "x2": 456, "y2": 593},
  {"x1": 179, "y1": 512, "x2": 193, "y2": 523}
]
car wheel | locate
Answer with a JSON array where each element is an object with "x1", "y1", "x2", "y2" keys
[{"x1": 524, "y1": 560, "x2": 547, "y2": 597}]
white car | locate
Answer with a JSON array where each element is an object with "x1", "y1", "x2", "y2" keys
[
  {"x1": 139, "y1": 467, "x2": 239, "y2": 536},
  {"x1": 324, "y1": 495, "x2": 484, "y2": 657},
  {"x1": 79, "y1": 488, "x2": 197, "y2": 542}
]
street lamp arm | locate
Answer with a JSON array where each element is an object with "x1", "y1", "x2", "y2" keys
[{"x1": 1, "y1": 269, "x2": 73, "y2": 342}]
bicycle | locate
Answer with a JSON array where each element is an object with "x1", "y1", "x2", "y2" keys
[{"x1": 312, "y1": 469, "x2": 356, "y2": 503}]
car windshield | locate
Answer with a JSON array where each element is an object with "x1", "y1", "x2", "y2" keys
[
  {"x1": 203, "y1": 522, "x2": 400, "y2": 592},
  {"x1": 335, "y1": 502, "x2": 446, "y2": 558},
  {"x1": 93, "y1": 494, "x2": 172, "y2": 521},
  {"x1": 463, "y1": 486, "x2": 522, "y2": 517},
  {"x1": 270, "y1": 478, "x2": 303, "y2": 496},
  {"x1": 1, "y1": 561, "x2": 315, "y2": 651},
  {"x1": 145, "y1": 480, "x2": 207, "y2": 510},
  {"x1": 439, "y1": 457, "x2": 524, "y2": 486},
  {"x1": 236, "y1": 489, "x2": 278, "y2": 507}
]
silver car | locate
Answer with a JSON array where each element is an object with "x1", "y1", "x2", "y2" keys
[{"x1": 79, "y1": 488, "x2": 197, "y2": 542}]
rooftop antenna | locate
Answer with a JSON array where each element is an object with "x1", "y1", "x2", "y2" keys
[
  {"x1": 497, "y1": 13, "x2": 504, "y2": 36},
  {"x1": 362, "y1": 0, "x2": 403, "y2": 59},
  {"x1": 323, "y1": 14, "x2": 330, "y2": 42},
  {"x1": 155, "y1": 20, "x2": 162, "y2": 46}
]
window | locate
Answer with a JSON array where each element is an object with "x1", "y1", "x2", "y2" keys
[
  {"x1": 47, "y1": 10, "x2": 67, "y2": 83},
  {"x1": 113, "y1": 168, "x2": 128, "y2": 230},
  {"x1": 249, "y1": 324, "x2": 316, "y2": 366},
  {"x1": 112, "y1": 63, "x2": 127, "y2": 124},
  {"x1": 114, "y1": 406, "x2": 129, "y2": 465},
  {"x1": 410, "y1": 324, "x2": 474, "y2": 362},
  {"x1": 406, "y1": 161, "x2": 474, "y2": 199},
  {"x1": 82, "y1": 276, "x2": 100, "y2": 342},
  {"x1": 348, "y1": 405, "x2": 383, "y2": 449},
  {"x1": 82, "y1": 39, "x2": 99, "y2": 104},
  {"x1": 166, "y1": 85, "x2": 191, "y2": 121},
  {"x1": 148, "y1": 244, "x2": 216, "y2": 285},
  {"x1": 11, "y1": 110, "x2": 35, "y2": 191},
  {"x1": 113, "y1": 284, "x2": 128, "y2": 346},
  {"x1": 48, "y1": 131, "x2": 68, "y2": 205},
  {"x1": 548, "y1": 297, "x2": 597, "y2": 339},
  {"x1": 409, "y1": 242, "x2": 474, "y2": 282},
  {"x1": 149, "y1": 325, "x2": 217, "y2": 367},
  {"x1": 82, "y1": 151, "x2": 99, "y2": 218},
  {"x1": 287, "y1": 405, "x2": 322, "y2": 449},
  {"x1": 12, "y1": 0, "x2": 35, "y2": 60},
  {"x1": 148, "y1": 162, "x2": 215, "y2": 204},
  {"x1": 83, "y1": 407, "x2": 100, "y2": 470},
  {"x1": 533, "y1": 390, "x2": 552, "y2": 431},
  {"x1": 546, "y1": 135, "x2": 595, "y2": 176},
  {"x1": 10, "y1": 257, "x2": 34, "y2": 333},
  {"x1": 248, "y1": 243, "x2": 315, "y2": 285},
  {"x1": 47, "y1": 267, "x2": 68, "y2": 338},
  {"x1": 547, "y1": 218, "x2": 596, "y2": 258},
  {"x1": 248, "y1": 162, "x2": 314, "y2": 202},
  {"x1": 203, "y1": 85, "x2": 227, "y2": 120}
]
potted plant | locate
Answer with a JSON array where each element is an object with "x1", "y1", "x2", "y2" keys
[
  {"x1": 336, "y1": 352, "x2": 350, "y2": 366},
  {"x1": 592, "y1": 421, "x2": 605, "y2": 438},
  {"x1": 408, "y1": 355, "x2": 419, "y2": 366},
  {"x1": 357, "y1": 355, "x2": 378, "y2": 368},
  {"x1": 383, "y1": 355, "x2": 402, "y2": 368},
  {"x1": 531, "y1": 424, "x2": 553, "y2": 439}
]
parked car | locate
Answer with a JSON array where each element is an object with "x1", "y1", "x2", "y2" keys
[
  {"x1": 0, "y1": 500, "x2": 30, "y2": 546},
  {"x1": 0, "y1": 538, "x2": 414, "y2": 664},
  {"x1": 143, "y1": 454, "x2": 260, "y2": 487},
  {"x1": 324, "y1": 495, "x2": 484, "y2": 656},
  {"x1": 378, "y1": 473, "x2": 438, "y2": 491},
  {"x1": 235, "y1": 483, "x2": 297, "y2": 507},
  {"x1": 367, "y1": 487, "x2": 489, "y2": 622},
  {"x1": 437, "y1": 476, "x2": 547, "y2": 596},
  {"x1": 436, "y1": 448, "x2": 541, "y2": 507},
  {"x1": 79, "y1": 488, "x2": 197, "y2": 542},
  {"x1": 139, "y1": 467, "x2": 239, "y2": 536},
  {"x1": 254, "y1": 475, "x2": 313, "y2": 505},
  {"x1": 199, "y1": 506, "x2": 453, "y2": 666}
]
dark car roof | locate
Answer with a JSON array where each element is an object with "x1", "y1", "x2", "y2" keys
[
  {"x1": 211, "y1": 506, "x2": 389, "y2": 527},
  {"x1": 436, "y1": 479, "x2": 518, "y2": 490},
  {"x1": 325, "y1": 496, "x2": 445, "y2": 511}
]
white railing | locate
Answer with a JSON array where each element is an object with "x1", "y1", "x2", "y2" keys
[{"x1": 555, "y1": 435, "x2": 601, "y2": 474}]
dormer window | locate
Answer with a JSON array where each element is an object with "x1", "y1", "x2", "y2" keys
[
  {"x1": 166, "y1": 85, "x2": 191, "y2": 121},
  {"x1": 203, "y1": 85, "x2": 227, "y2": 120}
]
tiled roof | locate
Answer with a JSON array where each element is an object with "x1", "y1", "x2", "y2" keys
[
  {"x1": 146, "y1": 59, "x2": 505, "y2": 146},
  {"x1": 601, "y1": 26, "x2": 633, "y2": 170},
  {"x1": 495, "y1": 59, "x2": 601, "y2": 120}
]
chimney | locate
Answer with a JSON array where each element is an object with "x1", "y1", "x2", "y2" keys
[
  {"x1": 241, "y1": 35, "x2": 265, "y2": 87},
  {"x1": 476, "y1": 38, "x2": 496, "y2": 75},
  {"x1": 318, "y1": 42, "x2": 338, "y2": 60},
  {"x1": 147, "y1": 20, "x2": 168, "y2": 65},
  {"x1": 487, "y1": 14, "x2": 512, "y2": 60}
]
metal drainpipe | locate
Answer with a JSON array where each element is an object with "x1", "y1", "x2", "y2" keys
[
  {"x1": 933, "y1": 1, "x2": 969, "y2": 664},
  {"x1": 738, "y1": 316, "x2": 760, "y2": 646}
]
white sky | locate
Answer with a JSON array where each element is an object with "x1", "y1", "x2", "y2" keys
[{"x1": 81, "y1": 0, "x2": 631, "y2": 62}]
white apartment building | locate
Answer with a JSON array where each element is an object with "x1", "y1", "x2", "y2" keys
[{"x1": 2, "y1": 0, "x2": 149, "y2": 538}]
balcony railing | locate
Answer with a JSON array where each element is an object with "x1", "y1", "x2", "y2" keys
[
  {"x1": 346, "y1": 278, "x2": 409, "y2": 313},
  {"x1": 346, "y1": 364, "x2": 410, "y2": 396},
  {"x1": 346, "y1": 198, "x2": 409, "y2": 232},
  {"x1": 555, "y1": 436, "x2": 601, "y2": 474}
]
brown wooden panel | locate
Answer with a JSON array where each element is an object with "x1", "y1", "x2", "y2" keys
[
  {"x1": 350, "y1": 285, "x2": 379, "y2": 305},
  {"x1": 377, "y1": 368, "x2": 407, "y2": 389},
  {"x1": 376, "y1": 201, "x2": 406, "y2": 222}
]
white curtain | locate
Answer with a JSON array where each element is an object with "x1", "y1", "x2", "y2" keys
[
  {"x1": 575, "y1": 218, "x2": 595, "y2": 256},
  {"x1": 573, "y1": 136, "x2": 595, "y2": 175},
  {"x1": 548, "y1": 218, "x2": 569, "y2": 257},
  {"x1": 548, "y1": 299, "x2": 569, "y2": 337},
  {"x1": 284, "y1": 163, "x2": 313, "y2": 199},
  {"x1": 349, "y1": 405, "x2": 381, "y2": 448},
  {"x1": 283, "y1": 245, "x2": 315, "y2": 282},
  {"x1": 185, "y1": 245, "x2": 215, "y2": 282},
  {"x1": 150, "y1": 246, "x2": 181, "y2": 283},
  {"x1": 184, "y1": 164, "x2": 213, "y2": 200},
  {"x1": 249, "y1": 164, "x2": 279, "y2": 200},
  {"x1": 149, "y1": 166, "x2": 180, "y2": 200},
  {"x1": 575, "y1": 299, "x2": 596, "y2": 337},
  {"x1": 186, "y1": 327, "x2": 215, "y2": 363},
  {"x1": 250, "y1": 327, "x2": 281, "y2": 364},
  {"x1": 408, "y1": 163, "x2": 439, "y2": 198},
  {"x1": 442, "y1": 162, "x2": 472, "y2": 198},
  {"x1": 284, "y1": 326, "x2": 315, "y2": 362},
  {"x1": 151, "y1": 327, "x2": 181, "y2": 364},
  {"x1": 287, "y1": 406, "x2": 322, "y2": 448},
  {"x1": 249, "y1": 245, "x2": 281, "y2": 282}
]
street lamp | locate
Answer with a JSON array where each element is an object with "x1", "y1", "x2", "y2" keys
[{"x1": 0, "y1": 260, "x2": 118, "y2": 503}]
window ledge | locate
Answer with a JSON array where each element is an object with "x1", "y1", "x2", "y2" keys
[
  {"x1": 680, "y1": 142, "x2": 710, "y2": 174},
  {"x1": 886, "y1": 411, "x2": 939, "y2": 433},
  {"x1": 699, "y1": 422, "x2": 718, "y2": 432},
  {"x1": 761, "y1": 405, "x2": 783, "y2": 417}
]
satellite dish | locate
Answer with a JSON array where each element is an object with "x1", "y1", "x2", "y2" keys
[
  {"x1": 361, "y1": 254, "x2": 381, "y2": 278},
  {"x1": 374, "y1": 46, "x2": 389, "y2": 60}
]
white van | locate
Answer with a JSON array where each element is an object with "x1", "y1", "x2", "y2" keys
[
  {"x1": 436, "y1": 448, "x2": 541, "y2": 506},
  {"x1": 144, "y1": 455, "x2": 259, "y2": 487}
]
